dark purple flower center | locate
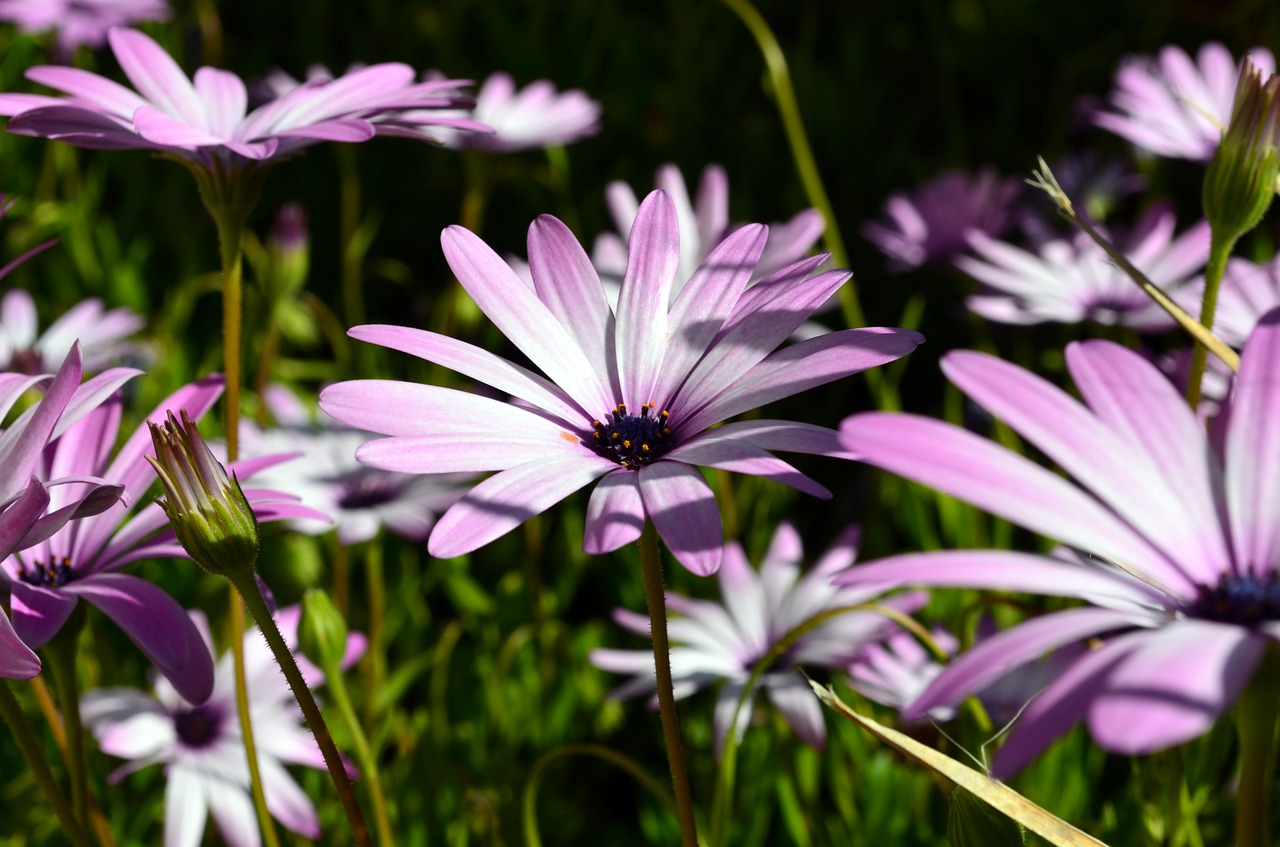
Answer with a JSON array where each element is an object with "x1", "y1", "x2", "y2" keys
[
  {"x1": 337, "y1": 476, "x2": 400, "y2": 510},
  {"x1": 8, "y1": 348, "x2": 42, "y2": 376},
  {"x1": 173, "y1": 703, "x2": 225, "y2": 749},
  {"x1": 1188, "y1": 572, "x2": 1280, "y2": 626},
  {"x1": 17, "y1": 557, "x2": 76, "y2": 588},
  {"x1": 590, "y1": 403, "x2": 673, "y2": 470}
]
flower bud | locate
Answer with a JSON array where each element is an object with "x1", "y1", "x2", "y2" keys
[
  {"x1": 266, "y1": 201, "x2": 309, "y2": 296},
  {"x1": 1203, "y1": 58, "x2": 1280, "y2": 243},
  {"x1": 146, "y1": 410, "x2": 259, "y2": 579},
  {"x1": 298, "y1": 588, "x2": 349, "y2": 673}
]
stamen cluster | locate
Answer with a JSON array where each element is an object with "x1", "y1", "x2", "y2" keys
[
  {"x1": 1188, "y1": 572, "x2": 1280, "y2": 626},
  {"x1": 16, "y1": 557, "x2": 74, "y2": 588},
  {"x1": 591, "y1": 403, "x2": 672, "y2": 469}
]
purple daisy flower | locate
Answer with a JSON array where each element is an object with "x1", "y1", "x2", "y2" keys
[
  {"x1": 81, "y1": 605, "x2": 365, "y2": 847},
  {"x1": 238, "y1": 386, "x2": 471, "y2": 545},
  {"x1": 0, "y1": 27, "x2": 484, "y2": 165},
  {"x1": 837, "y1": 307, "x2": 1280, "y2": 775},
  {"x1": 430, "y1": 71, "x2": 601, "y2": 152},
  {"x1": 861, "y1": 168, "x2": 1020, "y2": 272},
  {"x1": 1094, "y1": 42, "x2": 1277, "y2": 161},
  {"x1": 1, "y1": 288, "x2": 144, "y2": 374},
  {"x1": 958, "y1": 203, "x2": 1210, "y2": 328},
  {"x1": 3, "y1": 375, "x2": 325, "y2": 703},
  {"x1": 0, "y1": 0, "x2": 167, "y2": 55},
  {"x1": 591, "y1": 164, "x2": 826, "y2": 296},
  {"x1": 320, "y1": 190, "x2": 921, "y2": 574},
  {"x1": 1, "y1": 343, "x2": 136, "y2": 678},
  {"x1": 591, "y1": 522, "x2": 926, "y2": 754}
]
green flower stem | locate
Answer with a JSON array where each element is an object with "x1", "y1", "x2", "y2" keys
[
  {"x1": 229, "y1": 572, "x2": 373, "y2": 847},
  {"x1": 1186, "y1": 230, "x2": 1235, "y2": 409},
  {"x1": 0, "y1": 681, "x2": 93, "y2": 847},
  {"x1": 1234, "y1": 650, "x2": 1280, "y2": 847},
  {"x1": 638, "y1": 521, "x2": 700, "y2": 847},
  {"x1": 43, "y1": 604, "x2": 88, "y2": 829},
  {"x1": 229, "y1": 596, "x2": 282, "y2": 847},
  {"x1": 214, "y1": 211, "x2": 246, "y2": 461},
  {"x1": 332, "y1": 536, "x2": 351, "y2": 618},
  {"x1": 320, "y1": 653, "x2": 395, "y2": 847},
  {"x1": 715, "y1": 0, "x2": 866, "y2": 333},
  {"x1": 362, "y1": 540, "x2": 386, "y2": 738}
]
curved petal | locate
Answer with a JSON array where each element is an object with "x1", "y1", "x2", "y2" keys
[
  {"x1": 991, "y1": 632, "x2": 1149, "y2": 778},
  {"x1": 1087, "y1": 620, "x2": 1264, "y2": 754},
  {"x1": 25, "y1": 65, "x2": 149, "y2": 118},
  {"x1": 260, "y1": 756, "x2": 321, "y2": 838},
  {"x1": 666, "y1": 437, "x2": 829, "y2": 498},
  {"x1": 163, "y1": 766, "x2": 212, "y2": 847},
  {"x1": 839, "y1": 413, "x2": 1194, "y2": 597},
  {"x1": 908, "y1": 607, "x2": 1146, "y2": 717},
  {"x1": 428, "y1": 454, "x2": 616, "y2": 558},
  {"x1": 638, "y1": 461, "x2": 722, "y2": 575},
  {"x1": 0, "y1": 478, "x2": 49, "y2": 560},
  {"x1": 344, "y1": 325, "x2": 588, "y2": 426},
  {"x1": 658, "y1": 223, "x2": 767, "y2": 401},
  {"x1": 0, "y1": 608, "x2": 39, "y2": 679},
  {"x1": 1226, "y1": 308, "x2": 1280, "y2": 572},
  {"x1": 9, "y1": 581, "x2": 78, "y2": 649},
  {"x1": 108, "y1": 28, "x2": 205, "y2": 126},
  {"x1": 713, "y1": 681, "x2": 754, "y2": 758},
  {"x1": 354, "y1": 432, "x2": 582, "y2": 474},
  {"x1": 615, "y1": 190, "x2": 679, "y2": 409},
  {"x1": 681, "y1": 328, "x2": 923, "y2": 435},
  {"x1": 583, "y1": 470, "x2": 645, "y2": 554},
  {"x1": 527, "y1": 215, "x2": 616, "y2": 395},
  {"x1": 320, "y1": 379, "x2": 573, "y2": 438},
  {"x1": 833, "y1": 550, "x2": 1168, "y2": 607},
  {"x1": 206, "y1": 778, "x2": 259, "y2": 847},
  {"x1": 67, "y1": 574, "x2": 214, "y2": 704},
  {"x1": 440, "y1": 225, "x2": 612, "y2": 415},
  {"x1": 703, "y1": 420, "x2": 856, "y2": 461}
]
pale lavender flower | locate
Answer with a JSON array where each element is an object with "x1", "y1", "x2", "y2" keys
[
  {"x1": 3, "y1": 376, "x2": 325, "y2": 703},
  {"x1": 838, "y1": 308, "x2": 1280, "y2": 775},
  {"x1": 1095, "y1": 42, "x2": 1276, "y2": 161},
  {"x1": 239, "y1": 386, "x2": 471, "y2": 545},
  {"x1": 591, "y1": 164, "x2": 826, "y2": 299},
  {"x1": 959, "y1": 203, "x2": 1210, "y2": 328},
  {"x1": 321, "y1": 190, "x2": 921, "y2": 574},
  {"x1": 81, "y1": 606, "x2": 364, "y2": 847},
  {"x1": 0, "y1": 343, "x2": 134, "y2": 678},
  {"x1": 591, "y1": 523, "x2": 926, "y2": 754},
  {"x1": 430, "y1": 71, "x2": 600, "y2": 152},
  {"x1": 0, "y1": 28, "x2": 485, "y2": 166},
  {"x1": 0, "y1": 0, "x2": 167, "y2": 54},
  {"x1": 1, "y1": 288, "x2": 144, "y2": 374},
  {"x1": 861, "y1": 168, "x2": 1020, "y2": 272}
]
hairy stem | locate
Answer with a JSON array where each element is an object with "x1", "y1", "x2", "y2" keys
[
  {"x1": 231, "y1": 574, "x2": 372, "y2": 847},
  {"x1": 638, "y1": 521, "x2": 700, "y2": 847}
]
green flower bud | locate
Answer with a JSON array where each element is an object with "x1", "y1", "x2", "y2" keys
[
  {"x1": 298, "y1": 588, "x2": 350, "y2": 672},
  {"x1": 1203, "y1": 58, "x2": 1280, "y2": 244},
  {"x1": 146, "y1": 410, "x2": 259, "y2": 580}
]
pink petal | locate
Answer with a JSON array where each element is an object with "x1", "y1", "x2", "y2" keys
[
  {"x1": 9, "y1": 581, "x2": 78, "y2": 648},
  {"x1": 766, "y1": 670, "x2": 827, "y2": 748},
  {"x1": 839, "y1": 413, "x2": 1194, "y2": 597},
  {"x1": 583, "y1": 470, "x2": 645, "y2": 554},
  {"x1": 192, "y1": 67, "x2": 246, "y2": 138},
  {"x1": 67, "y1": 573, "x2": 214, "y2": 704},
  {"x1": 0, "y1": 607, "x2": 39, "y2": 679},
  {"x1": 638, "y1": 460, "x2": 723, "y2": 575},
  {"x1": 164, "y1": 767, "x2": 211, "y2": 847},
  {"x1": 1226, "y1": 308, "x2": 1280, "y2": 572},
  {"x1": 107, "y1": 28, "x2": 205, "y2": 126},
  {"x1": 428, "y1": 454, "x2": 616, "y2": 558},
  {"x1": 441, "y1": 226, "x2": 612, "y2": 415},
  {"x1": 0, "y1": 479, "x2": 49, "y2": 560},
  {"x1": 665, "y1": 437, "x2": 829, "y2": 498},
  {"x1": 615, "y1": 190, "x2": 679, "y2": 409},
  {"x1": 1087, "y1": 620, "x2": 1264, "y2": 754}
]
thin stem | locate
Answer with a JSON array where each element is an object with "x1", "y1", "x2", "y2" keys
[
  {"x1": 362, "y1": 539, "x2": 386, "y2": 739},
  {"x1": 0, "y1": 681, "x2": 93, "y2": 847},
  {"x1": 1234, "y1": 651, "x2": 1280, "y2": 847},
  {"x1": 332, "y1": 536, "x2": 351, "y2": 618},
  {"x1": 230, "y1": 595, "x2": 281, "y2": 847},
  {"x1": 324, "y1": 655, "x2": 396, "y2": 846},
  {"x1": 44, "y1": 605, "x2": 88, "y2": 829},
  {"x1": 638, "y1": 521, "x2": 700, "y2": 847},
  {"x1": 215, "y1": 213, "x2": 245, "y2": 461},
  {"x1": 1186, "y1": 229, "x2": 1235, "y2": 408},
  {"x1": 230, "y1": 573, "x2": 373, "y2": 847},
  {"x1": 715, "y1": 0, "x2": 865, "y2": 332}
]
